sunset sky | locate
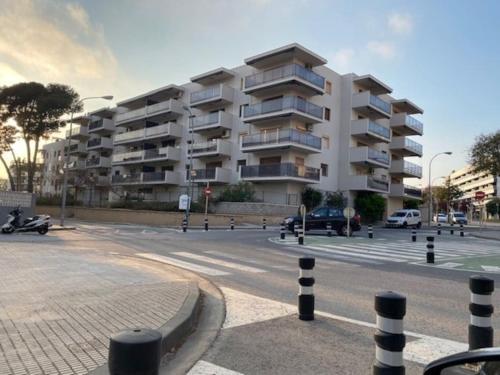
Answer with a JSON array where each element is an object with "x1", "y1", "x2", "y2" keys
[{"x1": 1, "y1": 0, "x2": 499, "y2": 184}]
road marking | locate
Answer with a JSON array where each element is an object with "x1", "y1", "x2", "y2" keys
[
  {"x1": 436, "y1": 262, "x2": 463, "y2": 269},
  {"x1": 135, "y1": 253, "x2": 230, "y2": 276},
  {"x1": 188, "y1": 360, "x2": 244, "y2": 375},
  {"x1": 315, "y1": 245, "x2": 408, "y2": 262},
  {"x1": 205, "y1": 250, "x2": 268, "y2": 265},
  {"x1": 481, "y1": 265, "x2": 500, "y2": 272},
  {"x1": 284, "y1": 246, "x2": 382, "y2": 265},
  {"x1": 141, "y1": 229, "x2": 158, "y2": 234},
  {"x1": 173, "y1": 252, "x2": 266, "y2": 273}
]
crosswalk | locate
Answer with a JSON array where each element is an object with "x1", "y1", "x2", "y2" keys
[{"x1": 271, "y1": 237, "x2": 500, "y2": 265}]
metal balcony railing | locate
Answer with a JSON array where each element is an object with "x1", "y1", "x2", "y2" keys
[{"x1": 244, "y1": 63, "x2": 325, "y2": 90}]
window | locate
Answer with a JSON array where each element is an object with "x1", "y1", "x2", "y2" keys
[
  {"x1": 312, "y1": 207, "x2": 328, "y2": 217},
  {"x1": 325, "y1": 81, "x2": 332, "y2": 95},
  {"x1": 237, "y1": 159, "x2": 246, "y2": 171},
  {"x1": 305, "y1": 63, "x2": 313, "y2": 70},
  {"x1": 322, "y1": 136, "x2": 330, "y2": 150},
  {"x1": 321, "y1": 163, "x2": 328, "y2": 177},
  {"x1": 239, "y1": 104, "x2": 247, "y2": 117},
  {"x1": 324, "y1": 107, "x2": 331, "y2": 121}
]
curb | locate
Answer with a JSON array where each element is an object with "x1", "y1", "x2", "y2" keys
[
  {"x1": 50, "y1": 226, "x2": 77, "y2": 231},
  {"x1": 470, "y1": 233, "x2": 500, "y2": 241}
]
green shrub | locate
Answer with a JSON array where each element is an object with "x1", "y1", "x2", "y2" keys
[
  {"x1": 324, "y1": 191, "x2": 346, "y2": 209},
  {"x1": 486, "y1": 198, "x2": 500, "y2": 216},
  {"x1": 355, "y1": 192, "x2": 386, "y2": 223},
  {"x1": 403, "y1": 199, "x2": 421, "y2": 209},
  {"x1": 36, "y1": 194, "x2": 81, "y2": 206},
  {"x1": 301, "y1": 187, "x2": 322, "y2": 211},
  {"x1": 216, "y1": 182, "x2": 256, "y2": 202},
  {"x1": 110, "y1": 200, "x2": 208, "y2": 213}
]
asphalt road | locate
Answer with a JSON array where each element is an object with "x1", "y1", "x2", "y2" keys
[{"x1": 24, "y1": 222, "x2": 500, "y2": 374}]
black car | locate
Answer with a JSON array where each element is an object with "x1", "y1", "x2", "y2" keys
[{"x1": 284, "y1": 206, "x2": 361, "y2": 236}]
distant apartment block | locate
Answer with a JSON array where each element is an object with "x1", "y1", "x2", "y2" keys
[
  {"x1": 42, "y1": 43, "x2": 424, "y2": 211},
  {"x1": 449, "y1": 165, "x2": 499, "y2": 205}
]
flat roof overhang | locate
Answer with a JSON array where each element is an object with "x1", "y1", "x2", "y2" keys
[
  {"x1": 117, "y1": 84, "x2": 184, "y2": 109},
  {"x1": 244, "y1": 43, "x2": 327, "y2": 68},
  {"x1": 190, "y1": 67, "x2": 235, "y2": 85},
  {"x1": 391, "y1": 99, "x2": 424, "y2": 115},
  {"x1": 353, "y1": 74, "x2": 393, "y2": 95}
]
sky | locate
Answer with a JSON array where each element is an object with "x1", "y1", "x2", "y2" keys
[{"x1": 0, "y1": 0, "x2": 499, "y2": 186}]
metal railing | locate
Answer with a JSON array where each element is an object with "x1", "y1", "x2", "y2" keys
[
  {"x1": 243, "y1": 96, "x2": 323, "y2": 120},
  {"x1": 367, "y1": 176, "x2": 389, "y2": 191},
  {"x1": 368, "y1": 121, "x2": 391, "y2": 140},
  {"x1": 190, "y1": 85, "x2": 221, "y2": 104},
  {"x1": 241, "y1": 128, "x2": 321, "y2": 150},
  {"x1": 244, "y1": 63, "x2": 325, "y2": 90},
  {"x1": 241, "y1": 163, "x2": 320, "y2": 181},
  {"x1": 368, "y1": 148, "x2": 390, "y2": 165},
  {"x1": 369, "y1": 95, "x2": 391, "y2": 114},
  {"x1": 187, "y1": 168, "x2": 217, "y2": 180}
]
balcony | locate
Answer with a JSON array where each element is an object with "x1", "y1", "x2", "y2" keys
[
  {"x1": 344, "y1": 175, "x2": 390, "y2": 193},
  {"x1": 349, "y1": 147, "x2": 390, "y2": 168},
  {"x1": 86, "y1": 157, "x2": 111, "y2": 169},
  {"x1": 112, "y1": 147, "x2": 181, "y2": 165},
  {"x1": 390, "y1": 113, "x2": 423, "y2": 136},
  {"x1": 66, "y1": 126, "x2": 89, "y2": 140},
  {"x1": 187, "y1": 167, "x2": 232, "y2": 184},
  {"x1": 352, "y1": 91, "x2": 392, "y2": 119},
  {"x1": 240, "y1": 163, "x2": 320, "y2": 183},
  {"x1": 115, "y1": 99, "x2": 184, "y2": 125},
  {"x1": 113, "y1": 122, "x2": 183, "y2": 145},
  {"x1": 243, "y1": 96, "x2": 323, "y2": 124},
  {"x1": 243, "y1": 63, "x2": 325, "y2": 95},
  {"x1": 68, "y1": 159, "x2": 86, "y2": 171},
  {"x1": 94, "y1": 176, "x2": 111, "y2": 187},
  {"x1": 87, "y1": 137, "x2": 113, "y2": 151},
  {"x1": 191, "y1": 111, "x2": 234, "y2": 133},
  {"x1": 389, "y1": 160, "x2": 422, "y2": 178},
  {"x1": 351, "y1": 119, "x2": 391, "y2": 144},
  {"x1": 189, "y1": 84, "x2": 235, "y2": 109},
  {"x1": 68, "y1": 143, "x2": 87, "y2": 156},
  {"x1": 389, "y1": 136, "x2": 423, "y2": 157},
  {"x1": 188, "y1": 139, "x2": 232, "y2": 158},
  {"x1": 88, "y1": 118, "x2": 114, "y2": 134},
  {"x1": 390, "y1": 184, "x2": 422, "y2": 199},
  {"x1": 241, "y1": 128, "x2": 321, "y2": 153},
  {"x1": 112, "y1": 171, "x2": 180, "y2": 186}
]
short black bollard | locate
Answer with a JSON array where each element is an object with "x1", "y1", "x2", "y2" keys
[
  {"x1": 327, "y1": 223, "x2": 332, "y2": 237},
  {"x1": 411, "y1": 229, "x2": 417, "y2": 242},
  {"x1": 262, "y1": 217, "x2": 267, "y2": 230},
  {"x1": 298, "y1": 257, "x2": 315, "y2": 321},
  {"x1": 182, "y1": 219, "x2": 187, "y2": 233},
  {"x1": 204, "y1": 217, "x2": 208, "y2": 231},
  {"x1": 230, "y1": 217, "x2": 234, "y2": 230},
  {"x1": 469, "y1": 275, "x2": 494, "y2": 350},
  {"x1": 373, "y1": 291, "x2": 406, "y2": 375},
  {"x1": 437, "y1": 223, "x2": 441, "y2": 235},
  {"x1": 298, "y1": 227, "x2": 304, "y2": 245},
  {"x1": 280, "y1": 221, "x2": 286, "y2": 240},
  {"x1": 294, "y1": 223, "x2": 299, "y2": 238},
  {"x1": 450, "y1": 223, "x2": 454, "y2": 235},
  {"x1": 426, "y1": 236, "x2": 435, "y2": 264},
  {"x1": 368, "y1": 224, "x2": 373, "y2": 239},
  {"x1": 460, "y1": 224, "x2": 464, "y2": 237},
  {"x1": 108, "y1": 328, "x2": 162, "y2": 375}
]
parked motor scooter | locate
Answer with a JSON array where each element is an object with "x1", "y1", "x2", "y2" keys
[{"x1": 1, "y1": 206, "x2": 51, "y2": 235}]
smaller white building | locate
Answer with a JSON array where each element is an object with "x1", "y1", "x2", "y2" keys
[{"x1": 40, "y1": 140, "x2": 66, "y2": 196}]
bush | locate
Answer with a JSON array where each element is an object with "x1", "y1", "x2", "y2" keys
[
  {"x1": 486, "y1": 198, "x2": 500, "y2": 216},
  {"x1": 216, "y1": 182, "x2": 256, "y2": 202},
  {"x1": 403, "y1": 199, "x2": 421, "y2": 209},
  {"x1": 110, "y1": 200, "x2": 208, "y2": 213},
  {"x1": 355, "y1": 192, "x2": 386, "y2": 223},
  {"x1": 36, "y1": 194, "x2": 81, "y2": 206},
  {"x1": 324, "y1": 191, "x2": 346, "y2": 209},
  {"x1": 301, "y1": 187, "x2": 322, "y2": 211}
]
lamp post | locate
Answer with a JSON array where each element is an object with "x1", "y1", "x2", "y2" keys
[
  {"x1": 183, "y1": 106, "x2": 195, "y2": 225},
  {"x1": 428, "y1": 152, "x2": 452, "y2": 226},
  {"x1": 60, "y1": 95, "x2": 113, "y2": 226}
]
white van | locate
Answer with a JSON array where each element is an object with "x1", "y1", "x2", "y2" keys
[{"x1": 385, "y1": 209, "x2": 422, "y2": 228}]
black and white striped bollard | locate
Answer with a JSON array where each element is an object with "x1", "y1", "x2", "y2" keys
[
  {"x1": 426, "y1": 236, "x2": 434, "y2": 264},
  {"x1": 411, "y1": 229, "x2": 417, "y2": 242},
  {"x1": 450, "y1": 223, "x2": 454, "y2": 235},
  {"x1": 373, "y1": 291, "x2": 406, "y2": 375},
  {"x1": 230, "y1": 217, "x2": 234, "y2": 230},
  {"x1": 469, "y1": 275, "x2": 494, "y2": 350},
  {"x1": 437, "y1": 223, "x2": 441, "y2": 235},
  {"x1": 327, "y1": 223, "x2": 332, "y2": 237},
  {"x1": 294, "y1": 223, "x2": 299, "y2": 238},
  {"x1": 298, "y1": 227, "x2": 304, "y2": 245},
  {"x1": 182, "y1": 218, "x2": 187, "y2": 233},
  {"x1": 280, "y1": 222, "x2": 286, "y2": 240},
  {"x1": 204, "y1": 217, "x2": 208, "y2": 231},
  {"x1": 262, "y1": 218, "x2": 266, "y2": 230},
  {"x1": 460, "y1": 224, "x2": 464, "y2": 237},
  {"x1": 298, "y1": 257, "x2": 315, "y2": 321},
  {"x1": 368, "y1": 224, "x2": 373, "y2": 239}
]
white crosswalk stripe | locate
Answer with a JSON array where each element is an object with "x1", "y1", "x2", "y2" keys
[{"x1": 173, "y1": 252, "x2": 266, "y2": 273}]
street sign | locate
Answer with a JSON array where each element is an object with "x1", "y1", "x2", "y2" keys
[
  {"x1": 178, "y1": 194, "x2": 190, "y2": 210},
  {"x1": 475, "y1": 191, "x2": 486, "y2": 201},
  {"x1": 299, "y1": 204, "x2": 306, "y2": 216},
  {"x1": 204, "y1": 187, "x2": 212, "y2": 196},
  {"x1": 343, "y1": 207, "x2": 355, "y2": 219}
]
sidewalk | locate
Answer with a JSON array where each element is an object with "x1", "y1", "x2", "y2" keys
[{"x1": 0, "y1": 233, "x2": 199, "y2": 375}]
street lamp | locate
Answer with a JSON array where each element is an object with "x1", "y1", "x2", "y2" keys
[
  {"x1": 428, "y1": 152, "x2": 452, "y2": 226},
  {"x1": 60, "y1": 95, "x2": 113, "y2": 226},
  {"x1": 183, "y1": 106, "x2": 196, "y2": 225}
]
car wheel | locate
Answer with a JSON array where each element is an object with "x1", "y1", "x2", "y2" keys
[{"x1": 337, "y1": 224, "x2": 353, "y2": 237}]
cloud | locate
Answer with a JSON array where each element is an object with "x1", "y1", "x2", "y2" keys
[
  {"x1": 367, "y1": 41, "x2": 396, "y2": 59},
  {"x1": 0, "y1": 63, "x2": 26, "y2": 85},
  {"x1": 65, "y1": 3, "x2": 92, "y2": 34},
  {"x1": 331, "y1": 48, "x2": 355, "y2": 71},
  {"x1": 388, "y1": 13, "x2": 413, "y2": 35}
]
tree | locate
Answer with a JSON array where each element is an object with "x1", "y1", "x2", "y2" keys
[
  {"x1": 301, "y1": 187, "x2": 322, "y2": 211},
  {"x1": 217, "y1": 182, "x2": 256, "y2": 202},
  {"x1": 403, "y1": 199, "x2": 421, "y2": 209},
  {"x1": 355, "y1": 192, "x2": 386, "y2": 223},
  {"x1": 0, "y1": 122, "x2": 19, "y2": 191},
  {"x1": 434, "y1": 177, "x2": 463, "y2": 211},
  {"x1": 0, "y1": 82, "x2": 81, "y2": 193},
  {"x1": 324, "y1": 191, "x2": 346, "y2": 209},
  {"x1": 486, "y1": 198, "x2": 500, "y2": 217},
  {"x1": 469, "y1": 130, "x2": 500, "y2": 177}
]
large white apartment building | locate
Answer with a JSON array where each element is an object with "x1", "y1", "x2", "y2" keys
[
  {"x1": 43, "y1": 43, "x2": 424, "y2": 211},
  {"x1": 449, "y1": 165, "x2": 499, "y2": 205}
]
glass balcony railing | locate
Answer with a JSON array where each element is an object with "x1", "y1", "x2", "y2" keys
[
  {"x1": 112, "y1": 174, "x2": 141, "y2": 184},
  {"x1": 241, "y1": 128, "x2": 321, "y2": 150},
  {"x1": 142, "y1": 171, "x2": 166, "y2": 182},
  {"x1": 241, "y1": 163, "x2": 320, "y2": 181},
  {"x1": 190, "y1": 141, "x2": 219, "y2": 154},
  {"x1": 403, "y1": 161, "x2": 423, "y2": 176},
  {"x1": 87, "y1": 138, "x2": 102, "y2": 148},
  {"x1": 404, "y1": 138, "x2": 423, "y2": 154},
  {"x1": 191, "y1": 112, "x2": 221, "y2": 128},
  {"x1": 243, "y1": 96, "x2": 323, "y2": 120},
  {"x1": 244, "y1": 64, "x2": 325, "y2": 90},
  {"x1": 367, "y1": 176, "x2": 389, "y2": 191},
  {"x1": 405, "y1": 115, "x2": 424, "y2": 134},
  {"x1": 369, "y1": 95, "x2": 391, "y2": 114},
  {"x1": 188, "y1": 168, "x2": 217, "y2": 180},
  {"x1": 190, "y1": 85, "x2": 221, "y2": 104},
  {"x1": 404, "y1": 185, "x2": 422, "y2": 197},
  {"x1": 86, "y1": 158, "x2": 102, "y2": 167},
  {"x1": 367, "y1": 148, "x2": 390, "y2": 165},
  {"x1": 367, "y1": 121, "x2": 391, "y2": 140},
  {"x1": 89, "y1": 119, "x2": 104, "y2": 131}
]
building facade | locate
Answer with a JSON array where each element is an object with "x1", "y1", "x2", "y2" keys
[
  {"x1": 42, "y1": 43, "x2": 424, "y2": 212},
  {"x1": 449, "y1": 164, "x2": 499, "y2": 207}
]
